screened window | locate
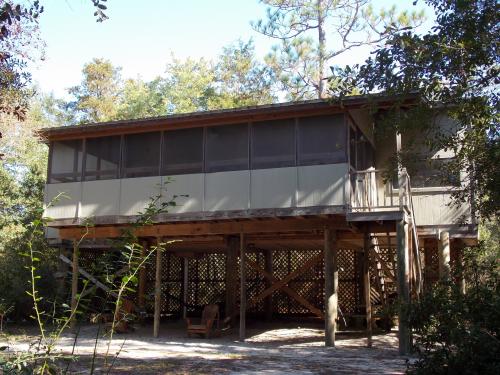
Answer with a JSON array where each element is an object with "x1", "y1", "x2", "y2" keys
[
  {"x1": 298, "y1": 115, "x2": 346, "y2": 165},
  {"x1": 251, "y1": 119, "x2": 295, "y2": 169},
  {"x1": 205, "y1": 124, "x2": 248, "y2": 172},
  {"x1": 49, "y1": 140, "x2": 83, "y2": 183},
  {"x1": 84, "y1": 136, "x2": 121, "y2": 181},
  {"x1": 162, "y1": 128, "x2": 204, "y2": 175},
  {"x1": 355, "y1": 130, "x2": 375, "y2": 170},
  {"x1": 349, "y1": 126, "x2": 357, "y2": 169},
  {"x1": 123, "y1": 132, "x2": 161, "y2": 178},
  {"x1": 410, "y1": 158, "x2": 460, "y2": 188}
]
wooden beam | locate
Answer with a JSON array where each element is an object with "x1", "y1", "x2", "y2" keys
[
  {"x1": 396, "y1": 219, "x2": 411, "y2": 355},
  {"x1": 239, "y1": 233, "x2": 246, "y2": 341},
  {"x1": 456, "y1": 241, "x2": 466, "y2": 294},
  {"x1": 363, "y1": 232, "x2": 373, "y2": 348},
  {"x1": 70, "y1": 241, "x2": 79, "y2": 332},
  {"x1": 423, "y1": 238, "x2": 437, "y2": 288},
  {"x1": 153, "y1": 238, "x2": 162, "y2": 338},
  {"x1": 246, "y1": 253, "x2": 323, "y2": 306},
  {"x1": 60, "y1": 254, "x2": 118, "y2": 299},
  {"x1": 182, "y1": 257, "x2": 188, "y2": 319},
  {"x1": 264, "y1": 250, "x2": 273, "y2": 321},
  {"x1": 372, "y1": 249, "x2": 396, "y2": 282},
  {"x1": 438, "y1": 231, "x2": 451, "y2": 280},
  {"x1": 51, "y1": 207, "x2": 346, "y2": 228},
  {"x1": 324, "y1": 229, "x2": 339, "y2": 347},
  {"x1": 246, "y1": 259, "x2": 324, "y2": 319},
  {"x1": 58, "y1": 217, "x2": 347, "y2": 240},
  {"x1": 225, "y1": 236, "x2": 239, "y2": 323}
]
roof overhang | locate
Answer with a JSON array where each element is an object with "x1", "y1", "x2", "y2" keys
[{"x1": 37, "y1": 94, "x2": 419, "y2": 142}]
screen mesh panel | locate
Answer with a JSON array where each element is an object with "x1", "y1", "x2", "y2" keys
[
  {"x1": 50, "y1": 140, "x2": 83, "y2": 183},
  {"x1": 205, "y1": 124, "x2": 248, "y2": 172},
  {"x1": 123, "y1": 132, "x2": 161, "y2": 178},
  {"x1": 84, "y1": 136, "x2": 121, "y2": 180},
  {"x1": 298, "y1": 114, "x2": 346, "y2": 165},
  {"x1": 252, "y1": 119, "x2": 295, "y2": 169},
  {"x1": 162, "y1": 127, "x2": 203, "y2": 175}
]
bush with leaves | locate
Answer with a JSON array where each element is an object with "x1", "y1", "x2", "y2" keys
[{"x1": 407, "y1": 226, "x2": 500, "y2": 374}]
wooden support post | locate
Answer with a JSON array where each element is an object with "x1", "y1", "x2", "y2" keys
[
  {"x1": 438, "y1": 231, "x2": 451, "y2": 280},
  {"x1": 239, "y1": 233, "x2": 246, "y2": 341},
  {"x1": 138, "y1": 240, "x2": 147, "y2": 310},
  {"x1": 153, "y1": 238, "x2": 162, "y2": 338},
  {"x1": 457, "y1": 244, "x2": 466, "y2": 294},
  {"x1": 324, "y1": 228, "x2": 338, "y2": 347},
  {"x1": 56, "y1": 246, "x2": 69, "y2": 298},
  {"x1": 183, "y1": 257, "x2": 189, "y2": 319},
  {"x1": 423, "y1": 238, "x2": 437, "y2": 288},
  {"x1": 397, "y1": 219, "x2": 411, "y2": 355},
  {"x1": 70, "y1": 241, "x2": 79, "y2": 332},
  {"x1": 363, "y1": 232, "x2": 373, "y2": 347},
  {"x1": 226, "y1": 236, "x2": 239, "y2": 323},
  {"x1": 264, "y1": 250, "x2": 273, "y2": 321}
]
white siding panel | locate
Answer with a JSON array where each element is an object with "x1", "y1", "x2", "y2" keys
[
  {"x1": 297, "y1": 164, "x2": 348, "y2": 207},
  {"x1": 412, "y1": 191, "x2": 469, "y2": 225},
  {"x1": 81, "y1": 180, "x2": 120, "y2": 217},
  {"x1": 161, "y1": 174, "x2": 203, "y2": 213},
  {"x1": 251, "y1": 167, "x2": 296, "y2": 209},
  {"x1": 44, "y1": 182, "x2": 81, "y2": 220},
  {"x1": 120, "y1": 177, "x2": 162, "y2": 216},
  {"x1": 205, "y1": 170, "x2": 250, "y2": 211}
]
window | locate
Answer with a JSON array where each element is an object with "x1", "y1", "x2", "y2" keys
[
  {"x1": 49, "y1": 140, "x2": 83, "y2": 183},
  {"x1": 162, "y1": 128, "x2": 204, "y2": 175},
  {"x1": 84, "y1": 136, "x2": 121, "y2": 181},
  {"x1": 410, "y1": 158, "x2": 460, "y2": 188},
  {"x1": 123, "y1": 132, "x2": 161, "y2": 178},
  {"x1": 251, "y1": 119, "x2": 295, "y2": 169},
  {"x1": 349, "y1": 126, "x2": 357, "y2": 169},
  {"x1": 298, "y1": 115, "x2": 346, "y2": 165},
  {"x1": 205, "y1": 124, "x2": 248, "y2": 172},
  {"x1": 355, "y1": 130, "x2": 374, "y2": 170}
]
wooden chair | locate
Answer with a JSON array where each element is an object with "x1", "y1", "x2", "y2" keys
[
  {"x1": 186, "y1": 304, "x2": 220, "y2": 338},
  {"x1": 102, "y1": 299, "x2": 136, "y2": 334}
]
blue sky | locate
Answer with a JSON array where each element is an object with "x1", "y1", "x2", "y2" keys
[{"x1": 31, "y1": 0, "x2": 434, "y2": 98}]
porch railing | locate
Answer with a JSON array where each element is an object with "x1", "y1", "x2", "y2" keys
[
  {"x1": 348, "y1": 168, "x2": 411, "y2": 212},
  {"x1": 348, "y1": 167, "x2": 423, "y2": 296}
]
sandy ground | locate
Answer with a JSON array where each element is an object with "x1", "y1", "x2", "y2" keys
[{"x1": 1, "y1": 321, "x2": 409, "y2": 374}]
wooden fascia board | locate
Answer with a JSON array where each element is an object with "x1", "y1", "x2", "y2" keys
[
  {"x1": 38, "y1": 104, "x2": 340, "y2": 142},
  {"x1": 58, "y1": 217, "x2": 348, "y2": 239},
  {"x1": 38, "y1": 96, "x2": 418, "y2": 142}
]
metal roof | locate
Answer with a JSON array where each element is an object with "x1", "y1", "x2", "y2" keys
[{"x1": 37, "y1": 94, "x2": 418, "y2": 141}]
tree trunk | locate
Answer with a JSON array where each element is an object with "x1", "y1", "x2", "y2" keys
[{"x1": 317, "y1": 0, "x2": 326, "y2": 99}]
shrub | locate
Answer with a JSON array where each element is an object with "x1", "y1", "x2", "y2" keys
[{"x1": 407, "y1": 232, "x2": 500, "y2": 374}]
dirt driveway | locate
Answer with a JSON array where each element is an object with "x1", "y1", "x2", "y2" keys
[{"x1": 1, "y1": 321, "x2": 409, "y2": 374}]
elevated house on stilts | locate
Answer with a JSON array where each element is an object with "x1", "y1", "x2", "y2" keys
[{"x1": 39, "y1": 95, "x2": 477, "y2": 354}]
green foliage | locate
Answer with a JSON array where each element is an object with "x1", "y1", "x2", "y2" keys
[
  {"x1": 207, "y1": 39, "x2": 275, "y2": 109},
  {"x1": 115, "y1": 77, "x2": 166, "y2": 120},
  {"x1": 332, "y1": 0, "x2": 499, "y2": 219},
  {"x1": 162, "y1": 55, "x2": 215, "y2": 114},
  {"x1": 254, "y1": 0, "x2": 424, "y2": 99},
  {"x1": 0, "y1": 95, "x2": 60, "y2": 320},
  {"x1": 408, "y1": 229, "x2": 500, "y2": 374},
  {"x1": 0, "y1": 165, "x2": 57, "y2": 321},
  {"x1": 0, "y1": 1, "x2": 43, "y2": 120},
  {"x1": 71, "y1": 39, "x2": 275, "y2": 120},
  {"x1": 68, "y1": 58, "x2": 122, "y2": 123}
]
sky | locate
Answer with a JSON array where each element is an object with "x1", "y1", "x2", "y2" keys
[{"x1": 30, "y1": 0, "x2": 435, "y2": 98}]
